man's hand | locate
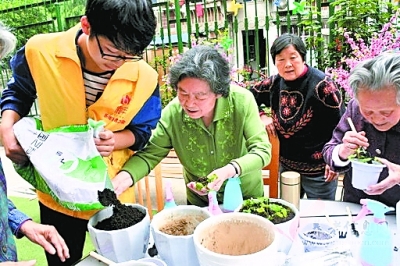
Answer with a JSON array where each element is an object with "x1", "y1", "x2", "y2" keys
[
  {"x1": 0, "y1": 125, "x2": 28, "y2": 165},
  {"x1": 20, "y1": 221, "x2": 69, "y2": 262},
  {"x1": 94, "y1": 129, "x2": 115, "y2": 157}
]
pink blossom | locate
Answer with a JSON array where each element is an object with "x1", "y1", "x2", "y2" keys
[{"x1": 327, "y1": 11, "x2": 400, "y2": 96}]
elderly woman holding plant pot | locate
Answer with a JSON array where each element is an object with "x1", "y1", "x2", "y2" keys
[
  {"x1": 323, "y1": 52, "x2": 400, "y2": 207},
  {"x1": 112, "y1": 45, "x2": 271, "y2": 206}
]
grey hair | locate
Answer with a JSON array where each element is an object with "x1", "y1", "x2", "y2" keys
[
  {"x1": 169, "y1": 45, "x2": 231, "y2": 97},
  {"x1": 349, "y1": 52, "x2": 400, "y2": 105},
  {"x1": 0, "y1": 22, "x2": 16, "y2": 59}
]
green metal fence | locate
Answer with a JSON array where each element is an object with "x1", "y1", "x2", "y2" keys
[{"x1": 0, "y1": 0, "x2": 398, "y2": 117}]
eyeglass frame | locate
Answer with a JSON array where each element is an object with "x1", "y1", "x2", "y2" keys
[{"x1": 94, "y1": 34, "x2": 142, "y2": 62}]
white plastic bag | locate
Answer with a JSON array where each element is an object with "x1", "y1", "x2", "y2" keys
[{"x1": 13, "y1": 117, "x2": 112, "y2": 211}]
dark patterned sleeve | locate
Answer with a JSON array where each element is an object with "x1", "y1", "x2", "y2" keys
[
  {"x1": 315, "y1": 77, "x2": 343, "y2": 109},
  {"x1": 249, "y1": 75, "x2": 274, "y2": 109}
]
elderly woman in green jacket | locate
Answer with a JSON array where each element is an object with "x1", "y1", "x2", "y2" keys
[{"x1": 112, "y1": 45, "x2": 271, "y2": 206}]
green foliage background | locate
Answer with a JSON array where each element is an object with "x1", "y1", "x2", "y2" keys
[{"x1": 0, "y1": 0, "x2": 86, "y2": 49}]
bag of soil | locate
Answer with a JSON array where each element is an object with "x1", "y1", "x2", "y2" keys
[{"x1": 13, "y1": 117, "x2": 113, "y2": 211}]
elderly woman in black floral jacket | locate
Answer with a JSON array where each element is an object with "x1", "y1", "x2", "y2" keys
[{"x1": 250, "y1": 33, "x2": 345, "y2": 200}]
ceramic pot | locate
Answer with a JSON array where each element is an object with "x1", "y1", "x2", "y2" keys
[
  {"x1": 193, "y1": 212, "x2": 280, "y2": 266},
  {"x1": 351, "y1": 160, "x2": 385, "y2": 190},
  {"x1": 150, "y1": 205, "x2": 211, "y2": 266},
  {"x1": 88, "y1": 204, "x2": 150, "y2": 263},
  {"x1": 235, "y1": 198, "x2": 300, "y2": 254}
]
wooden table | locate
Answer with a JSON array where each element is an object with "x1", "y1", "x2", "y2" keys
[{"x1": 75, "y1": 199, "x2": 399, "y2": 265}]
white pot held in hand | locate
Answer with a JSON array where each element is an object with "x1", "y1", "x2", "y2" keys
[{"x1": 351, "y1": 160, "x2": 385, "y2": 190}]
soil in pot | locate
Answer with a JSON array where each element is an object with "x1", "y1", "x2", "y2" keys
[
  {"x1": 159, "y1": 215, "x2": 205, "y2": 236},
  {"x1": 95, "y1": 188, "x2": 145, "y2": 230}
]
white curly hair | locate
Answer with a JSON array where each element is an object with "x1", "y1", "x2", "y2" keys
[{"x1": 0, "y1": 22, "x2": 16, "y2": 59}]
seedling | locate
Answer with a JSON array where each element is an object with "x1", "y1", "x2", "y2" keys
[
  {"x1": 348, "y1": 147, "x2": 378, "y2": 164},
  {"x1": 240, "y1": 197, "x2": 293, "y2": 224},
  {"x1": 194, "y1": 173, "x2": 218, "y2": 191}
]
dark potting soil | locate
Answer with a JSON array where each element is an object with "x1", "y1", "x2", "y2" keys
[{"x1": 95, "y1": 188, "x2": 145, "y2": 231}]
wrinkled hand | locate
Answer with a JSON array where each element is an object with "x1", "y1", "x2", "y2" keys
[
  {"x1": 365, "y1": 158, "x2": 400, "y2": 195},
  {"x1": 206, "y1": 166, "x2": 232, "y2": 191},
  {"x1": 0, "y1": 261, "x2": 36, "y2": 265},
  {"x1": 187, "y1": 165, "x2": 233, "y2": 196},
  {"x1": 338, "y1": 130, "x2": 369, "y2": 160},
  {"x1": 324, "y1": 164, "x2": 339, "y2": 182},
  {"x1": 20, "y1": 220, "x2": 69, "y2": 262},
  {"x1": 0, "y1": 125, "x2": 28, "y2": 165},
  {"x1": 94, "y1": 129, "x2": 115, "y2": 157},
  {"x1": 112, "y1": 171, "x2": 134, "y2": 197},
  {"x1": 261, "y1": 115, "x2": 276, "y2": 137},
  {"x1": 187, "y1": 182, "x2": 208, "y2": 196}
]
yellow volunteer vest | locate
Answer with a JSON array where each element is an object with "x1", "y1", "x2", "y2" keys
[{"x1": 25, "y1": 25, "x2": 158, "y2": 219}]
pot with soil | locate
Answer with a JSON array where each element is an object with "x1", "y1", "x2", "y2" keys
[
  {"x1": 348, "y1": 148, "x2": 385, "y2": 190},
  {"x1": 150, "y1": 205, "x2": 211, "y2": 266},
  {"x1": 236, "y1": 197, "x2": 300, "y2": 254},
  {"x1": 193, "y1": 212, "x2": 282, "y2": 266},
  {"x1": 88, "y1": 189, "x2": 150, "y2": 263}
]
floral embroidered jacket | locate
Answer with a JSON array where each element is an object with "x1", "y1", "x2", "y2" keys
[
  {"x1": 123, "y1": 85, "x2": 272, "y2": 206},
  {"x1": 250, "y1": 66, "x2": 345, "y2": 176},
  {"x1": 0, "y1": 159, "x2": 30, "y2": 262}
]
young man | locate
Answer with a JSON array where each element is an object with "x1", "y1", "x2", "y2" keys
[{"x1": 0, "y1": 0, "x2": 161, "y2": 265}]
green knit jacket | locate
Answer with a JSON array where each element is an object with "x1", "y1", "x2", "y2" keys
[{"x1": 122, "y1": 85, "x2": 272, "y2": 206}]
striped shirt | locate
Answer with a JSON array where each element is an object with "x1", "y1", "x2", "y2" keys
[{"x1": 83, "y1": 69, "x2": 113, "y2": 107}]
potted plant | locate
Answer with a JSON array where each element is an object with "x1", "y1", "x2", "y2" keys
[
  {"x1": 348, "y1": 147, "x2": 385, "y2": 190},
  {"x1": 87, "y1": 189, "x2": 151, "y2": 263},
  {"x1": 236, "y1": 197, "x2": 300, "y2": 254}
]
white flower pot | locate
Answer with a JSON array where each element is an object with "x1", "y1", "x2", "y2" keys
[
  {"x1": 351, "y1": 160, "x2": 385, "y2": 190},
  {"x1": 235, "y1": 198, "x2": 300, "y2": 254},
  {"x1": 87, "y1": 204, "x2": 150, "y2": 263},
  {"x1": 150, "y1": 205, "x2": 211, "y2": 266},
  {"x1": 193, "y1": 212, "x2": 281, "y2": 266}
]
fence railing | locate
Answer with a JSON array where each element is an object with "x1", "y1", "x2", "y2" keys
[{"x1": 0, "y1": 0, "x2": 397, "y2": 117}]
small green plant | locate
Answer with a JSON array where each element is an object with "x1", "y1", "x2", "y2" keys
[
  {"x1": 348, "y1": 147, "x2": 378, "y2": 164},
  {"x1": 240, "y1": 197, "x2": 293, "y2": 224},
  {"x1": 194, "y1": 173, "x2": 218, "y2": 191}
]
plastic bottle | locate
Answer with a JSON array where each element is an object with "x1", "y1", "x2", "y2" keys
[
  {"x1": 353, "y1": 199, "x2": 394, "y2": 266},
  {"x1": 222, "y1": 176, "x2": 243, "y2": 212},
  {"x1": 164, "y1": 180, "x2": 177, "y2": 209},
  {"x1": 208, "y1": 190, "x2": 223, "y2": 215},
  {"x1": 280, "y1": 171, "x2": 301, "y2": 210}
]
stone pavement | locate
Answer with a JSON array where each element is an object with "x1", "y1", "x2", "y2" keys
[{"x1": 1, "y1": 146, "x2": 37, "y2": 199}]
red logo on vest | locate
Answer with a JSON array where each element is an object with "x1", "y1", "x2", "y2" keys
[
  {"x1": 121, "y1": 95, "x2": 131, "y2": 105},
  {"x1": 103, "y1": 94, "x2": 130, "y2": 124}
]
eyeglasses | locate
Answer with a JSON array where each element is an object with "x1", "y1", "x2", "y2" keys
[{"x1": 95, "y1": 34, "x2": 142, "y2": 62}]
